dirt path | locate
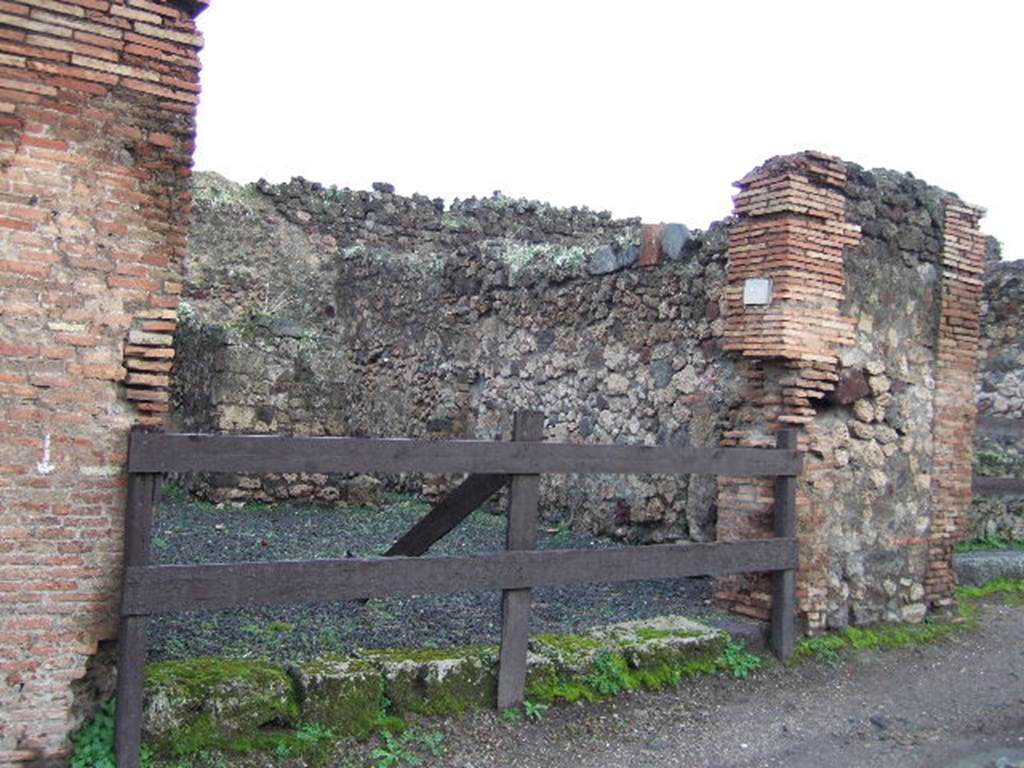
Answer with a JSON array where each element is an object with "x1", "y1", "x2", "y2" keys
[{"x1": 439, "y1": 601, "x2": 1024, "y2": 768}]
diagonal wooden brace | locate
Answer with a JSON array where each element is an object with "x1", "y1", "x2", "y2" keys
[{"x1": 384, "y1": 473, "x2": 509, "y2": 557}]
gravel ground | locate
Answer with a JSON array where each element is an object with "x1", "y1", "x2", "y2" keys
[
  {"x1": 437, "y1": 599, "x2": 1024, "y2": 768},
  {"x1": 147, "y1": 490, "x2": 712, "y2": 662}
]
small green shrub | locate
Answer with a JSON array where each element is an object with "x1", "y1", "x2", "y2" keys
[
  {"x1": 796, "y1": 635, "x2": 844, "y2": 665},
  {"x1": 371, "y1": 730, "x2": 421, "y2": 767},
  {"x1": 523, "y1": 700, "x2": 549, "y2": 721},
  {"x1": 413, "y1": 729, "x2": 445, "y2": 757},
  {"x1": 715, "y1": 641, "x2": 764, "y2": 679},
  {"x1": 295, "y1": 721, "x2": 334, "y2": 746},
  {"x1": 70, "y1": 700, "x2": 154, "y2": 768},
  {"x1": 581, "y1": 652, "x2": 629, "y2": 696}
]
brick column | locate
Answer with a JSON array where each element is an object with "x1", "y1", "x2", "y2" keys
[
  {"x1": 924, "y1": 203, "x2": 987, "y2": 609},
  {"x1": 714, "y1": 152, "x2": 860, "y2": 631},
  {"x1": 0, "y1": 2, "x2": 204, "y2": 763}
]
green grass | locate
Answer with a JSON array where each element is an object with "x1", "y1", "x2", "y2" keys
[
  {"x1": 957, "y1": 577, "x2": 1024, "y2": 604},
  {"x1": 795, "y1": 578, "x2": 1024, "y2": 665},
  {"x1": 955, "y1": 534, "x2": 1024, "y2": 553}
]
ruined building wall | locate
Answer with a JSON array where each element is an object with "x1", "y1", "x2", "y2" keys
[
  {"x1": 181, "y1": 153, "x2": 990, "y2": 634},
  {"x1": 178, "y1": 174, "x2": 737, "y2": 542},
  {"x1": 971, "y1": 260, "x2": 1024, "y2": 542},
  {"x1": 0, "y1": 2, "x2": 996, "y2": 749},
  {"x1": 711, "y1": 153, "x2": 987, "y2": 631},
  {"x1": 979, "y1": 261, "x2": 1024, "y2": 419},
  {"x1": 0, "y1": 2, "x2": 204, "y2": 764}
]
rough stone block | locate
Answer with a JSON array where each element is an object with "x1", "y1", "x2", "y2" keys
[
  {"x1": 289, "y1": 657, "x2": 381, "y2": 739},
  {"x1": 660, "y1": 223, "x2": 691, "y2": 261},
  {"x1": 363, "y1": 646, "x2": 498, "y2": 717},
  {"x1": 143, "y1": 658, "x2": 300, "y2": 754}
]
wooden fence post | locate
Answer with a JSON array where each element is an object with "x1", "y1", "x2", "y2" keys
[
  {"x1": 496, "y1": 410, "x2": 544, "y2": 710},
  {"x1": 116, "y1": 427, "x2": 161, "y2": 768},
  {"x1": 770, "y1": 428, "x2": 798, "y2": 662}
]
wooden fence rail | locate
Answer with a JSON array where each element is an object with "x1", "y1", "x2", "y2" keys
[{"x1": 115, "y1": 413, "x2": 802, "y2": 767}]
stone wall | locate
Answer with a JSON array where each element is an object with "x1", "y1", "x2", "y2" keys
[
  {"x1": 979, "y1": 261, "x2": 1024, "y2": 419},
  {"x1": 970, "y1": 259, "x2": 1024, "y2": 542},
  {"x1": 177, "y1": 173, "x2": 736, "y2": 542},
  {"x1": 180, "y1": 153, "x2": 990, "y2": 635},
  {"x1": 0, "y1": 2, "x2": 204, "y2": 764}
]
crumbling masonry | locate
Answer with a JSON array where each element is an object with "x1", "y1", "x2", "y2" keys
[{"x1": 0, "y1": 1, "x2": 1000, "y2": 764}]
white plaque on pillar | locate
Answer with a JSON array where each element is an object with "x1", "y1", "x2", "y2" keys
[{"x1": 743, "y1": 277, "x2": 773, "y2": 306}]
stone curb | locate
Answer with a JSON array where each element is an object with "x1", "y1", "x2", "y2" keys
[
  {"x1": 954, "y1": 549, "x2": 1024, "y2": 586},
  {"x1": 142, "y1": 614, "x2": 726, "y2": 753}
]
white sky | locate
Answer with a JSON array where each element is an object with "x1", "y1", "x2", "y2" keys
[{"x1": 194, "y1": 1, "x2": 1022, "y2": 261}]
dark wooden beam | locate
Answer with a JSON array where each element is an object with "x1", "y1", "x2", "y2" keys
[
  {"x1": 973, "y1": 477, "x2": 1024, "y2": 496},
  {"x1": 385, "y1": 474, "x2": 508, "y2": 557},
  {"x1": 128, "y1": 432, "x2": 802, "y2": 477},
  {"x1": 121, "y1": 538, "x2": 798, "y2": 617},
  {"x1": 115, "y1": 455, "x2": 160, "y2": 768},
  {"x1": 770, "y1": 429, "x2": 799, "y2": 663},
  {"x1": 498, "y1": 411, "x2": 543, "y2": 710}
]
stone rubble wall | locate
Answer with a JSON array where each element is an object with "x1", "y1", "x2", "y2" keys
[
  {"x1": 970, "y1": 260, "x2": 1024, "y2": 542},
  {"x1": 178, "y1": 173, "x2": 735, "y2": 542},
  {"x1": 0, "y1": 1, "x2": 205, "y2": 763},
  {"x1": 979, "y1": 261, "x2": 1024, "y2": 419},
  {"x1": 181, "y1": 153, "x2": 990, "y2": 635}
]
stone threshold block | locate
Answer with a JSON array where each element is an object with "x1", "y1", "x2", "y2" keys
[{"x1": 139, "y1": 615, "x2": 727, "y2": 757}]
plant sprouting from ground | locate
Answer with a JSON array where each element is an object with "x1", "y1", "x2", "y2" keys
[
  {"x1": 371, "y1": 730, "x2": 422, "y2": 767},
  {"x1": 715, "y1": 641, "x2": 764, "y2": 679},
  {"x1": 523, "y1": 700, "x2": 549, "y2": 721},
  {"x1": 582, "y1": 651, "x2": 629, "y2": 696},
  {"x1": 70, "y1": 700, "x2": 154, "y2": 768}
]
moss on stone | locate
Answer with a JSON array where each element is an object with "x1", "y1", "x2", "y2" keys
[
  {"x1": 529, "y1": 633, "x2": 605, "y2": 670},
  {"x1": 290, "y1": 657, "x2": 381, "y2": 740},
  {"x1": 525, "y1": 664, "x2": 601, "y2": 705},
  {"x1": 143, "y1": 658, "x2": 300, "y2": 757},
  {"x1": 524, "y1": 626, "x2": 725, "y2": 705},
  {"x1": 362, "y1": 645, "x2": 498, "y2": 717}
]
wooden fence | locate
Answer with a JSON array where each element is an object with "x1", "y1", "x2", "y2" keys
[
  {"x1": 973, "y1": 416, "x2": 1024, "y2": 497},
  {"x1": 115, "y1": 413, "x2": 803, "y2": 767}
]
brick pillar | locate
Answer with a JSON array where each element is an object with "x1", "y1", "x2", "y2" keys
[
  {"x1": 0, "y1": 2, "x2": 204, "y2": 763},
  {"x1": 924, "y1": 203, "x2": 987, "y2": 609},
  {"x1": 714, "y1": 151, "x2": 860, "y2": 631}
]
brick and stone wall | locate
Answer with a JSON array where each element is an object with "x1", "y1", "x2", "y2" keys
[
  {"x1": 0, "y1": 0, "x2": 999, "y2": 753},
  {"x1": 0, "y1": 1, "x2": 204, "y2": 764},
  {"x1": 712, "y1": 152, "x2": 987, "y2": 630},
  {"x1": 181, "y1": 154, "x2": 991, "y2": 634},
  {"x1": 178, "y1": 173, "x2": 736, "y2": 542}
]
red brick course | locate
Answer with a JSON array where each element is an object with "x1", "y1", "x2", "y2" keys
[
  {"x1": 715, "y1": 152, "x2": 861, "y2": 630},
  {"x1": 924, "y1": 203, "x2": 986, "y2": 610},
  {"x1": 0, "y1": 1, "x2": 201, "y2": 763}
]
